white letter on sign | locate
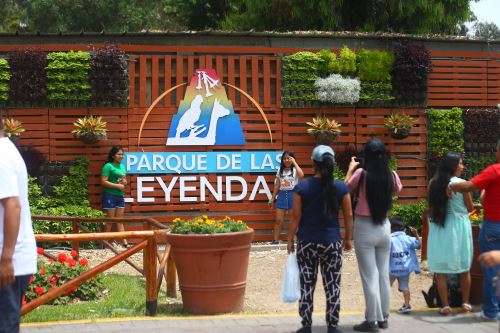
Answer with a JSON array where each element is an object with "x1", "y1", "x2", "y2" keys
[{"x1": 137, "y1": 177, "x2": 155, "y2": 202}]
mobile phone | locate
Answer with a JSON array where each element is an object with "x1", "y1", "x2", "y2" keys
[{"x1": 354, "y1": 157, "x2": 364, "y2": 165}]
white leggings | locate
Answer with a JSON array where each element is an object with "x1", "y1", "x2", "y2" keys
[{"x1": 354, "y1": 216, "x2": 391, "y2": 322}]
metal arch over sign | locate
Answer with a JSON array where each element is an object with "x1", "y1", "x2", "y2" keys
[{"x1": 137, "y1": 68, "x2": 273, "y2": 147}]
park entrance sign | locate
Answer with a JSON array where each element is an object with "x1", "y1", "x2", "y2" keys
[{"x1": 124, "y1": 68, "x2": 280, "y2": 204}]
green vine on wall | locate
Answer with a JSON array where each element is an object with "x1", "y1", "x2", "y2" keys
[
  {"x1": 0, "y1": 58, "x2": 10, "y2": 102},
  {"x1": 426, "y1": 107, "x2": 464, "y2": 157}
]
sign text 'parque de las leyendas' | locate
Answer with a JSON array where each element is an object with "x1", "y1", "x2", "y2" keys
[{"x1": 124, "y1": 69, "x2": 282, "y2": 203}]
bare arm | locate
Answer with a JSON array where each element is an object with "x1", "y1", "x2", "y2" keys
[
  {"x1": 341, "y1": 194, "x2": 353, "y2": 251},
  {"x1": 101, "y1": 175, "x2": 125, "y2": 191},
  {"x1": 479, "y1": 250, "x2": 500, "y2": 268},
  {"x1": 344, "y1": 157, "x2": 360, "y2": 183},
  {"x1": 287, "y1": 193, "x2": 302, "y2": 253},
  {"x1": 291, "y1": 157, "x2": 304, "y2": 179},
  {"x1": 0, "y1": 196, "x2": 21, "y2": 289},
  {"x1": 269, "y1": 176, "x2": 280, "y2": 204},
  {"x1": 448, "y1": 180, "x2": 478, "y2": 194},
  {"x1": 463, "y1": 192, "x2": 475, "y2": 213}
]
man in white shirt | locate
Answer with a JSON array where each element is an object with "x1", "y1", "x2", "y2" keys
[{"x1": 0, "y1": 112, "x2": 37, "y2": 333}]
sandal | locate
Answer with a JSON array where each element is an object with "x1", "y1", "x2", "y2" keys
[
  {"x1": 439, "y1": 306, "x2": 452, "y2": 316},
  {"x1": 462, "y1": 303, "x2": 472, "y2": 313}
]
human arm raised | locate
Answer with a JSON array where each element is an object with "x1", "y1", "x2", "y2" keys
[
  {"x1": 344, "y1": 157, "x2": 360, "y2": 183},
  {"x1": 290, "y1": 156, "x2": 304, "y2": 179}
]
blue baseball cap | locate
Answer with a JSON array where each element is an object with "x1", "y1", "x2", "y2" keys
[{"x1": 311, "y1": 145, "x2": 335, "y2": 162}]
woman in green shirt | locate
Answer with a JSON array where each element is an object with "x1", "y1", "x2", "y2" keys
[{"x1": 101, "y1": 146, "x2": 129, "y2": 248}]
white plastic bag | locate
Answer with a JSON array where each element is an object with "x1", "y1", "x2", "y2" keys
[{"x1": 281, "y1": 253, "x2": 301, "y2": 303}]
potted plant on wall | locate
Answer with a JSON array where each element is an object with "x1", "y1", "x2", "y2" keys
[
  {"x1": 2, "y1": 117, "x2": 25, "y2": 143},
  {"x1": 71, "y1": 115, "x2": 107, "y2": 144},
  {"x1": 306, "y1": 115, "x2": 342, "y2": 145},
  {"x1": 384, "y1": 113, "x2": 414, "y2": 139},
  {"x1": 166, "y1": 215, "x2": 254, "y2": 315}
]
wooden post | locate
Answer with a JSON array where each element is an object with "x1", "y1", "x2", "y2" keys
[
  {"x1": 166, "y1": 253, "x2": 177, "y2": 298},
  {"x1": 144, "y1": 237, "x2": 158, "y2": 316},
  {"x1": 156, "y1": 245, "x2": 171, "y2": 294},
  {"x1": 72, "y1": 221, "x2": 79, "y2": 260}
]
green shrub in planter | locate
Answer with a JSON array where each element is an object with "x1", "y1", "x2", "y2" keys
[
  {"x1": 282, "y1": 52, "x2": 323, "y2": 104},
  {"x1": 8, "y1": 48, "x2": 47, "y2": 105},
  {"x1": 90, "y1": 45, "x2": 129, "y2": 106},
  {"x1": 46, "y1": 51, "x2": 91, "y2": 105},
  {"x1": 0, "y1": 58, "x2": 10, "y2": 102},
  {"x1": 357, "y1": 50, "x2": 394, "y2": 102},
  {"x1": 426, "y1": 107, "x2": 464, "y2": 157},
  {"x1": 331, "y1": 46, "x2": 357, "y2": 76}
]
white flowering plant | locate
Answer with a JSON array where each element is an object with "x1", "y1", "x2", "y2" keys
[{"x1": 314, "y1": 74, "x2": 361, "y2": 104}]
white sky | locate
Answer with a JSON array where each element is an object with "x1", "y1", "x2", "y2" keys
[{"x1": 467, "y1": 0, "x2": 500, "y2": 32}]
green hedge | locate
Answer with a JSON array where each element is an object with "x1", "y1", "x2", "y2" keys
[{"x1": 0, "y1": 58, "x2": 10, "y2": 102}]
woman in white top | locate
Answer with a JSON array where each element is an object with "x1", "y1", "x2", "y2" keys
[{"x1": 270, "y1": 151, "x2": 303, "y2": 244}]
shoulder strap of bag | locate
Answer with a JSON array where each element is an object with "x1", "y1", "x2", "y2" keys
[{"x1": 352, "y1": 170, "x2": 365, "y2": 210}]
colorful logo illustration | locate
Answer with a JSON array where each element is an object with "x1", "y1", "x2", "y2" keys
[{"x1": 166, "y1": 69, "x2": 245, "y2": 146}]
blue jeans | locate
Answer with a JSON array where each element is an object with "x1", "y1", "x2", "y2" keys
[
  {"x1": 479, "y1": 219, "x2": 500, "y2": 319},
  {"x1": 0, "y1": 275, "x2": 31, "y2": 333}
]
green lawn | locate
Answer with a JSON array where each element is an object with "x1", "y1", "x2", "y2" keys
[{"x1": 22, "y1": 274, "x2": 185, "y2": 323}]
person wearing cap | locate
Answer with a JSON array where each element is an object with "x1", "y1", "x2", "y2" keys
[
  {"x1": 448, "y1": 139, "x2": 500, "y2": 320},
  {"x1": 287, "y1": 145, "x2": 353, "y2": 333},
  {"x1": 0, "y1": 112, "x2": 37, "y2": 333},
  {"x1": 345, "y1": 138, "x2": 403, "y2": 332}
]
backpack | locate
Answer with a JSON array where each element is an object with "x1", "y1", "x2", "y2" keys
[{"x1": 421, "y1": 273, "x2": 462, "y2": 308}]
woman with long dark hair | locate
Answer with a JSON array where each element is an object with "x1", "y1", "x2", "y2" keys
[
  {"x1": 345, "y1": 139, "x2": 402, "y2": 332},
  {"x1": 101, "y1": 145, "x2": 129, "y2": 248},
  {"x1": 270, "y1": 151, "x2": 303, "y2": 244},
  {"x1": 287, "y1": 145, "x2": 353, "y2": 333},
  {"x1": 428, "y1": 152, "x2": 473, "y2": 315}
]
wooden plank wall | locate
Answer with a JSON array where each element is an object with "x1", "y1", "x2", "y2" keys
[
  {"x1": 7, "y1": 49, "x2": 498, "y2": 240},
  {"x1": 428, "y1": 51, "x2": 499, "y2": 107}
]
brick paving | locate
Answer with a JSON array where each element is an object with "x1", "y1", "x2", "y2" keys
[{"x1": 22, "y1": 310, "x2": 498, "y2": 333}]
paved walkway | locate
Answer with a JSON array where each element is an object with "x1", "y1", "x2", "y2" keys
[{"x1": 22, "y1": 310, "x2": 498, "y2": 333}]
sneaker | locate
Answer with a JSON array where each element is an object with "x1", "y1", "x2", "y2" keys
[
  {"x1": 397, "y1": 304, "x2": 411, "y2": 314},
  {"x1": 353, "y1": 321, "x2": 379, "y2": 333},
  {"x1": 271, "y1": 240, "x2": 279, "y2": 245},
  {"x1": 327, "y1": 326, "x2": 342, "y2": 333},
  {"x1": 377, "y1": 320, "x2": 388, "y2": 329},
  {"x1": 477, "y1": 311, "x2": 497, "y2": 321}
]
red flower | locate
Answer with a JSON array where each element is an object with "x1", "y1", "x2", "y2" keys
[
  {"x1": 29, "y1": 276, "x2": 35, "y2": 284},
  {"x1": 70, "y1": 250, "x2": 77, "y2": 258},
  {"x1": 48, "y1": 275, "x2": 59, "y2": 284},
  {"x1": 78, "y1": 258, "x2": 89, "y2": 267},
  {"x1": 40, "y1": 268, "x2": 46, "y2": 275},
  {"x1": 67, "y1": 258, "x2": 76, "y2": 268},
  {"x1": 57, "y1": 253, "x2": 67, "y2": 263},
  {"x1": 37, "y1": 247, "x2": 44, "y2": 255},
  {"x1": 34, "y1": 286, "x2": 44, "y2": 295},
  {"x1": 49, "y1": 259, "x2": 55, "y2": 263}
]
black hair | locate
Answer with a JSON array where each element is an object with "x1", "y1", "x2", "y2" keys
[
  {"x1": 364, "y1": 139, "x2": 394, "y2": 225},
  {"x1": 428, "y1": 152, "x2": 461, "y2": 227},
  {"x1": 390, "y1": 216, "x2": 405, "y2": 232},
  {"x1": 279, "y1": 151, "x2": 295, "y2": 177},
  {"x1": 105, "y1": 146, "x2": 123, "y2": 165},
  {"x1": 313, "y1": 153, "x2": 338, "y2": 216}
]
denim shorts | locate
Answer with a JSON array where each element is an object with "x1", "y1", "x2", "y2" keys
[
  {"x1": 0, "y1": 274, "x2": 30, "y2": 333},
  {"x1": 390, "y1": 274, "x2": 410, "y2": 292},
  {"x1": 276, "y1": 190, "x2": 293, "y2": 210},
  {"x1": 102, "y1": 192, "x2": 125, "y2": 210}
]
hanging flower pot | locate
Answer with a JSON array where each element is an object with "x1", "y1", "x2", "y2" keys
[
  {"x1": 313, "y1": 130, "x2": 340, "y2": 145},
  {"x1": 384, "y1": 113, "x2": 414, "y2": 140},
  {"x1": 2, "y1": 117, "x2": 25, "y2": 143},
  {"x1": 388, "y1": 126, "x2": 411, "y2": 140},
  {"x1": 71, "y1": 115, "x2": 107, "y2": 145},
  {"x1": 306, "y1": 116, "x2": 342, "y2": 145}
]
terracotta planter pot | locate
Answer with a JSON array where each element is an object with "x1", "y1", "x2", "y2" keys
[
  {"x1": 470, "y1": 224, "x2": 483, "y2": 305},
  {"x1": 166, "y1": 229, "x2": 254, "y2": 314}
]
